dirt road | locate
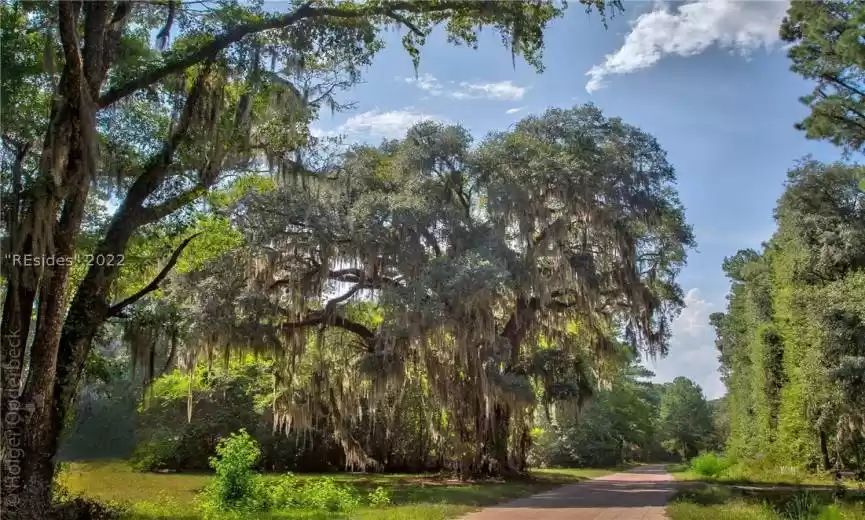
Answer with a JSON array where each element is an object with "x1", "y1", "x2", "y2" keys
[{"x1": 459, "y1": 464, "x2": 677, "y2": 520}]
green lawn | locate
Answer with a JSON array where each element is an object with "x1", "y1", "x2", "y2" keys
[{"x1": 59, "y1": 461, "x2": 619, "y2": 519}]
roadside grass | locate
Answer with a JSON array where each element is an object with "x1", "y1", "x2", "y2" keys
[
  {"x1": 59, "y1": 460, "x2": 618, "y2": 520},
  {"x1": 666, "y1": 461, "x2": 863, "y2": 489},
  {"x1": 667, "y1": 483, "x2": 865, "y2": 520}
]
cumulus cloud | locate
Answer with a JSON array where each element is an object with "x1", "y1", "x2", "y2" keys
[
  {"x1": 585, "y1": 0, "x2": 789, "y2": 93},
  {"x1": 674, "y1": 288, "x2": 715, "y2": 338},
  {"x1": 401, "y1": 74, "x2": 527, "y2": 101},
  {"x1": 505, "y1": 107, "x2": 526, "y2": 115},
  {"x1": 650, "y1": 288, "x2": 725, "y2": 399},
  {"x1": 336, "y1": 108, "x2": 446, "y2": 139}
]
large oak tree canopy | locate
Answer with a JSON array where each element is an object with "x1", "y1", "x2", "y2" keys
[
  {"x1": 1, "y1": 1, "x2": 625, "y2": 516},
  {"x1": 154, "y1": 106, "x2": 694, "y2": 474}
]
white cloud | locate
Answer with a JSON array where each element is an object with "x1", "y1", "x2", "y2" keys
[
  {"x1": 650, "y1": 288, "x2": 725, "y2": 399},
  {"x1": 402, "y1": 73, "x2": 444, "y2": 95},
  {"x1": 585, "y1": 0, "x2": 789, "y2": 93},
  {"x1": 402, "y1": 74, "x2": 528, "y2": 101},
  {"x1": 337, "y1": 108, "x2": 446, "y2": 139},
  {"x1": 309, "y1": 126, "x2": 337, "y2": 138},
  {"x1": 455, "y1": 80, "x2": 527, "y2": 101},
  {"x1": 674, "y1": 288, "x2": 714, "y2": 338},
  {"x1": 505, "y1": 107, "x2": 526, "y2": 115}
]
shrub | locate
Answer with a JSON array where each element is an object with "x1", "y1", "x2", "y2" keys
[
  {"x1": 255, "y1": 474, "x2": 301, "y2": 511},
  {"x1": 367, "y1": 486, "x2": 392, "y2": 507},
  {"x1": 817, "y1": 504, "x2": 844, "y2": 520},
  {"x1": 52, "y1": 497, "x2": 126, "y2": 520},
  {"x1": 130, "y1": 428, "x2": 179, "y2": 471},
  {"x1": 200, "y1": 429, "x2": 261, "y2": 512},
  {"x1": 690, "y1": 452, "x2": 732, "y2": 478},
  {"x1": 51, "y1": 480, "x2": 127, "y2": 520},
  {"x1": 296, "y1": 477, "x2": 361, "y2": 513}
]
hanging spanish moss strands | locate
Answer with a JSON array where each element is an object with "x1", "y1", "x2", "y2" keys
[{"x1": 126, "y1": 106, "x2": 691, "y2": 477}]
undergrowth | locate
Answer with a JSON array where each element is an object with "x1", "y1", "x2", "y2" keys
[{"x1": 196, "y1": 429, "x2": 392, "y2": 519}]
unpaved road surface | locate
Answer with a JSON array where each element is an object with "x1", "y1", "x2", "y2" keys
[{"x1": 459, "y1": 464, "x2": 677, "y2": 520}]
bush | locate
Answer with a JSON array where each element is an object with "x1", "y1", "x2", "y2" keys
[
  {"x1": 295, "y1": 477, "x2": 361, "y2": 513},
  {"x1": 200, "y1": 429, "x2": 262, "y2": 513},
  {"x1": 130, "y1": 428, "x2": 179, "y2": 471},
  {"x1": 52, "y1": 480, "x2": 127, "y2": 520},
  {"x1": 690, "y1": 452, "x2": 732, "y2": 478},
  {"x1": 194, "y1": 428, "x2": 389, "y2": 516},
  {"x1": 367, "y1": 486, "x2": 392, "y2": 508},
  {"x1": 252, "y1": 474, "x2": 300, "y2": 511}
]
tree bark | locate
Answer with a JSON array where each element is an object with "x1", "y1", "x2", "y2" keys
[{"x1": 820, "y1": 429, "x2": 832, "y2": 471}]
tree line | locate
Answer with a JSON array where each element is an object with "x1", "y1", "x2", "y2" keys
[{"x1": 711, "y1": 0, "x2": 865, "y2": 475}]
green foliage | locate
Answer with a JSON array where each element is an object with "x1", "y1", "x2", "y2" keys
[
  {"x1": 60, "y1": 337, "x2": 140, "y2": 460},
  {"x1": 200, "y1": 430, "x2": 261, "y2": 513},
  {"x1": 659, "y1": 378, "x2": 717, "y2": 461},
  {"x1": 293, "y1": 477, "x2": 362, "y2": 513},
  {"x1": 173, "y1": 104, "x2": 694, "y2": 477},
  {"x1": 197, "y1": 435, "x2": 380, "y2": 515},
  {"x1": 129, "y1": 430, "x2": 179, "y2": 473},
  {"x1": 690, "y1": 453, "x2": 732, "y2": 479},
  {"x1": 3, "y1": 2, "x2": 633, "y2": 513},
  {"x1": 530, "y1": 362, "x2": 685, "y2": 467},
  {"x1": 715, "y1": 160, "x2": 865, "y2": 473},
  {"x1": 781, "y1": 1, "x2": 865, "y2": 154},
  {"x1": 131, "y1": 359, "x2": 342, "y2": 473},
  {"x1": 367, "y1": 486, "x2": 393, "y2": 508}
]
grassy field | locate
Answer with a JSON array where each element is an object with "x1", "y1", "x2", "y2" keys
[
  {"x1": 58, "y1": 460, "x2": 618, "y2": 519},
  {"x1": 667, "y1": 484, "x2": 865, "y2": 520}
]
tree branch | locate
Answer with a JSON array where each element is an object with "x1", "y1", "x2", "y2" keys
[
  {"x1": 82, "y1": 0, "x2": 111, "y2": 96},
  {"x1": 100, "y1": 1, "x2": 135, "y2": 81},
  {"x1": 384, "y1": 9, "x2": 424, "y2": 35},
  {"x1": 113, "y1": 63, "x2": 211, "y2": 228},
  {"x1": 57, "y1": 1, "x2": 83, "y2": 77},
  {"x1": 284, "y1": 311, "x2": 375, "y2": 342},
  {"x1": 106, "y1": 232, "x2": 201, "y2": 317},
  {"x1": 822, "y1": 73, "x2": 865, "y2": 99},
  {"x1": 139, "y1": 184, "x2": 207, "y2": 224},
  {"x1": 327, "y1": 268, "x2": 401, "y2": 288},
  {"x1": 97, "y1": 1, "x2": 470, "y2": 108},
  {"x1": 324, "y1": 283, "x2": 363, "y2": 310}
]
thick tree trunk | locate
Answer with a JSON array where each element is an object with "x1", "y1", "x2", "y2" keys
[
  {"x1": 1, "y1": 5, "x2": 118, "y2": 515},
  {"x1": 820, "y1": 429, "x2": 832, "y2": 471},
  {"x1": 489, "y1": 405, "x2": 512, "y2": 475},
  {"x1": 1, "y1": 283, "x2": 38, "y2": 516}
]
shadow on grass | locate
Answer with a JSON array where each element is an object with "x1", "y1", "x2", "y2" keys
[{"x1": 672, "y1": 482, "x2": 865, "y2": 511}]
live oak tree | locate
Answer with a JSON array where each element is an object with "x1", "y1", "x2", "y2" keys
[
  {"x1": 0, "y1": 1, "x2": 624, "y2": 516},
  {"x1": 162, "y1": 107, "x2": 694, "y2": 477}
]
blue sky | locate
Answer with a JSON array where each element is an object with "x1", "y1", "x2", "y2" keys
[{"x1": 311, "y1": 0, "x2": 841, "y2": 399}]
